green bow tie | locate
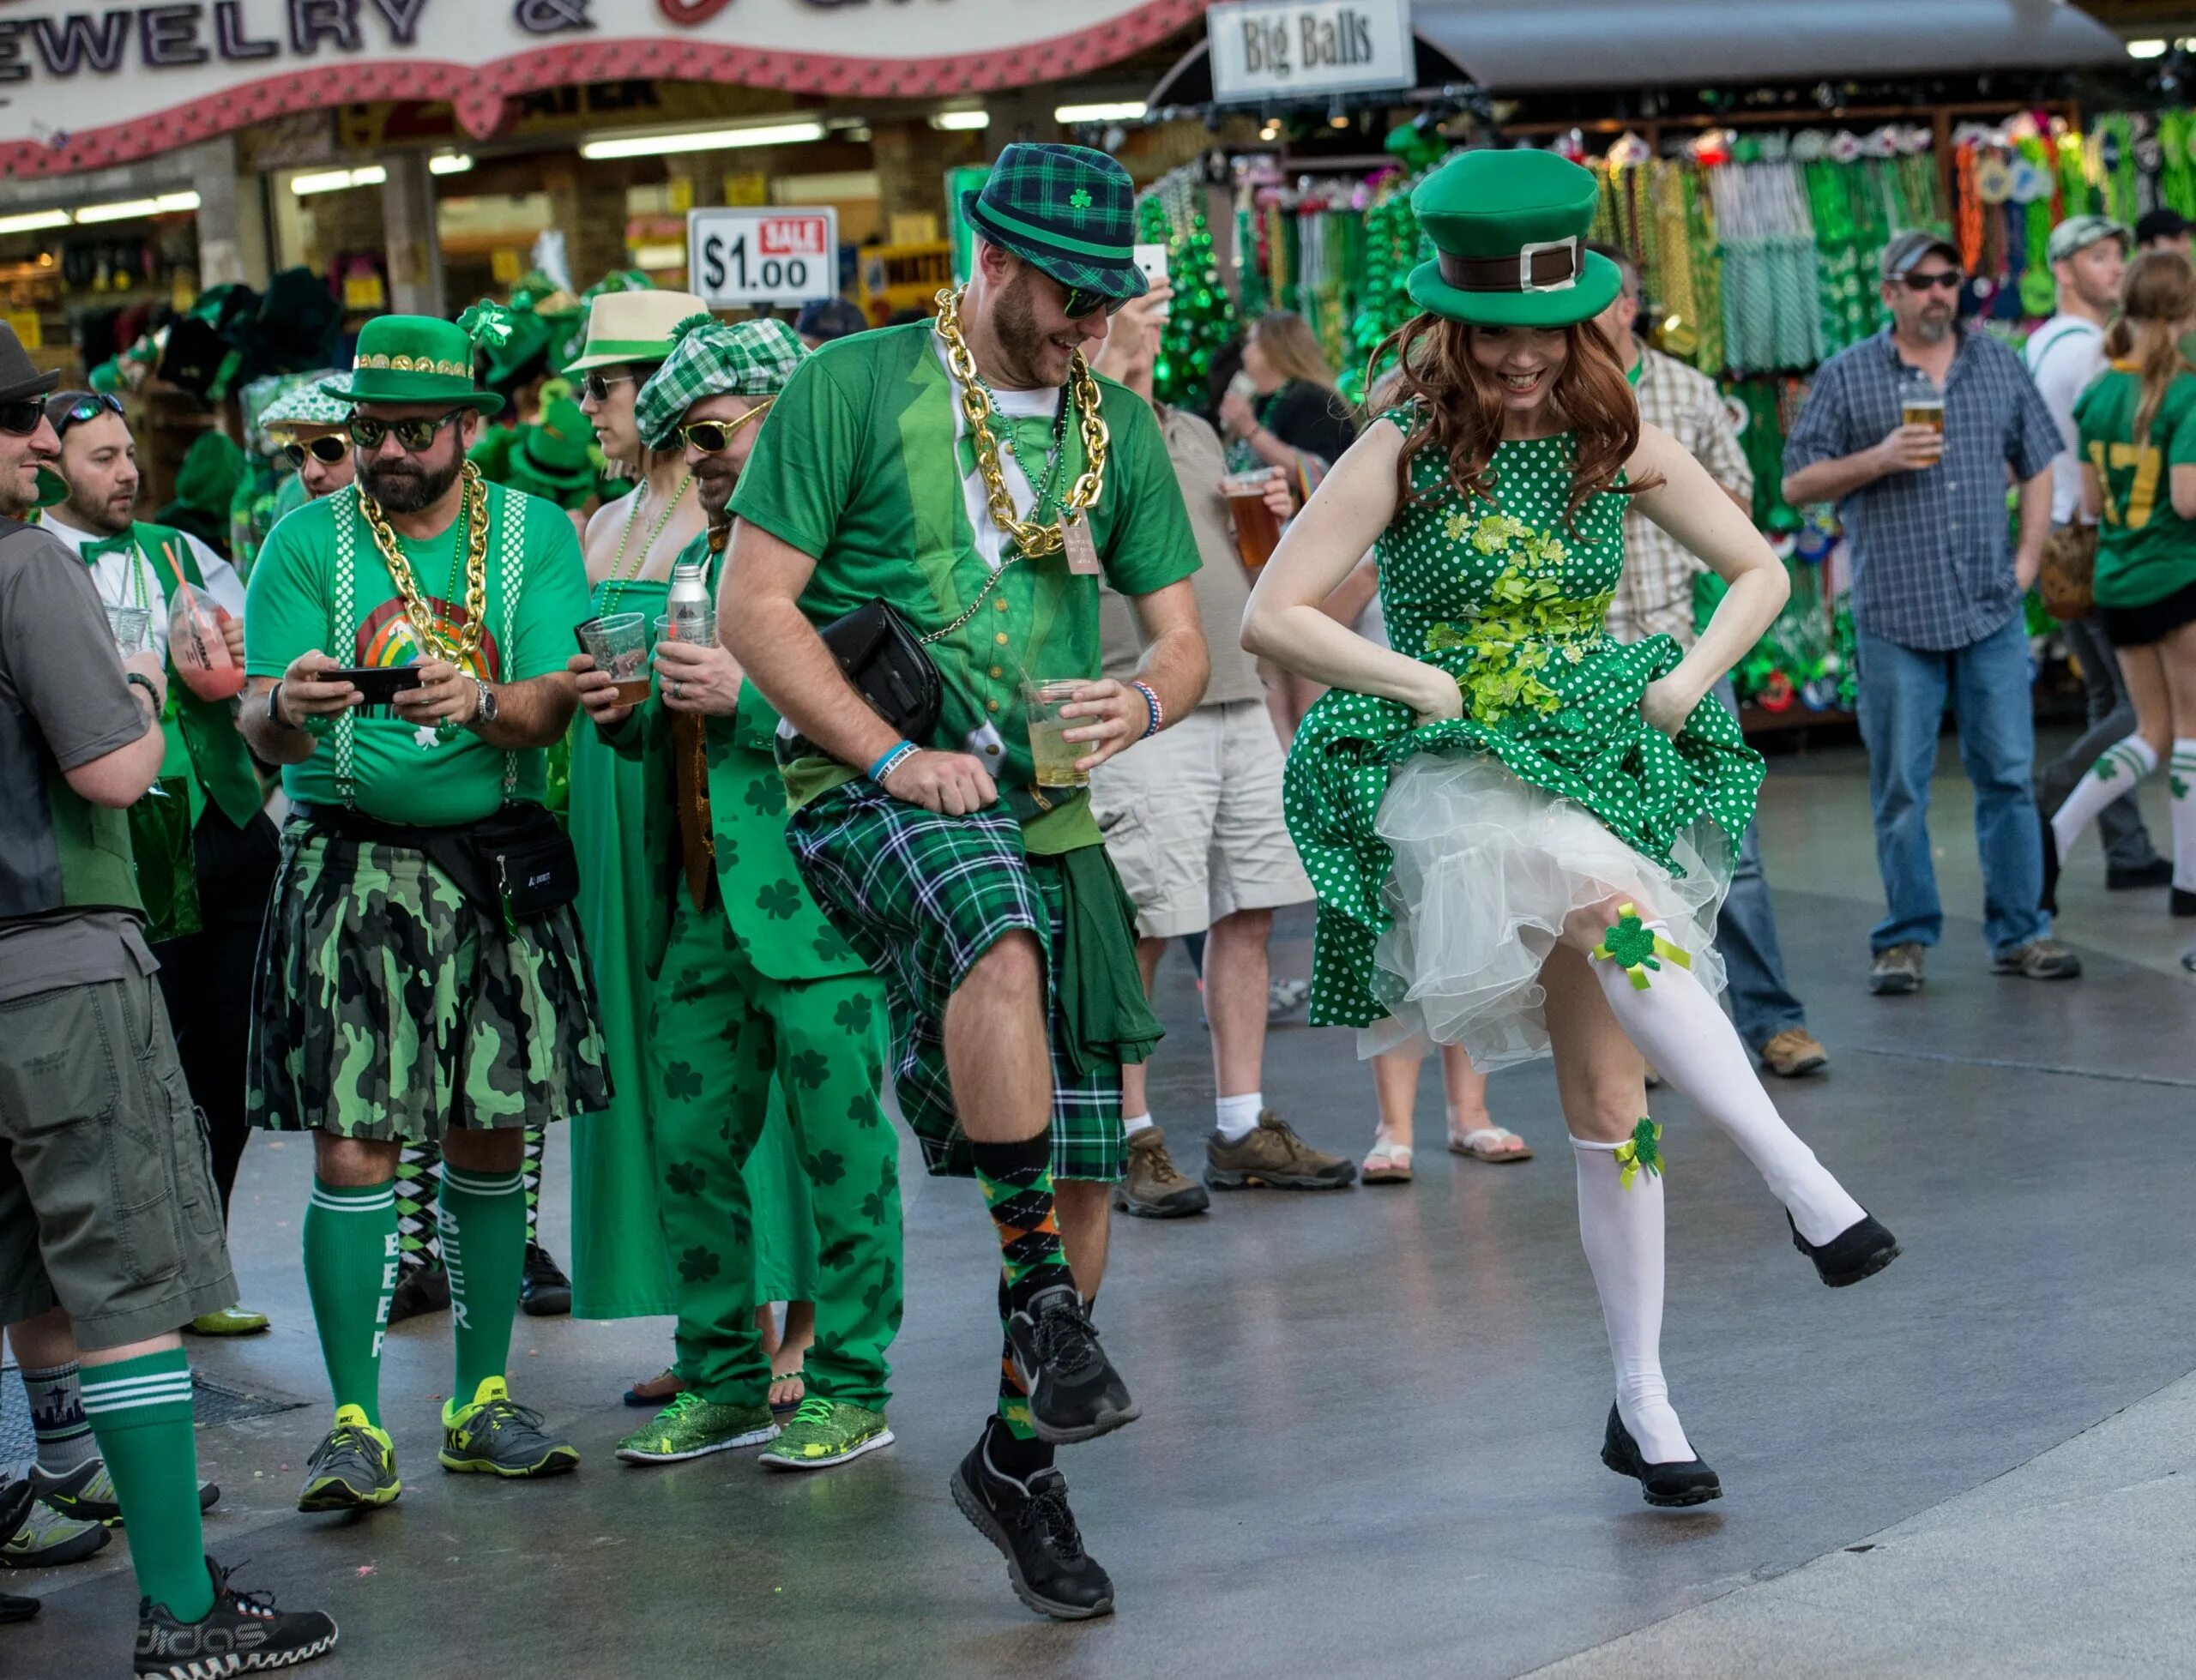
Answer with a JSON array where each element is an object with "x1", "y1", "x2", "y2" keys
[{"x1": 81, "y1": 531, "x2": 139, "y2": 563}]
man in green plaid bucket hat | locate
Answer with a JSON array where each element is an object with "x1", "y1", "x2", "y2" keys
[
  {"x1": 238, "y1": 309, "x2": 608, "y2": 1515},
  {"x1": 572, "y1": 315, "x2": 902, "y2": 1475},
  {"x1": 726, "y1": 141, "x2": 1210, "y2": 1619}
]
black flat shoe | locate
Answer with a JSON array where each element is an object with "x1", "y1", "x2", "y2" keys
[
  {"x1": 1789, "y1": 1211, "x2": 1900, "y2": 1287},
  {"x1": 2173, "y1": 887, "x2": 2196, "y2": 918},
  {"x1": 2107, "y1": 858, "x2": 2174, "y2": 890},
  {"x1": 1600, "y1": 1404, "x2": 1721, "y2": 1508}
]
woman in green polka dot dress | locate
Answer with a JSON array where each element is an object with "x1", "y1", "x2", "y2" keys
[{"x1": 1244, "y1": 149, "x2": 1897, "y2": 1507}]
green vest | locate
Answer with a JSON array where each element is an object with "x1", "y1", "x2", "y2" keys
[{"x1": 37, "y1": 760, "x2": 143, "y2": 918}]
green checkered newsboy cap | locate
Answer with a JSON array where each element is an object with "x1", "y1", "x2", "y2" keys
[
  {"x1": 962, "y1": 142, "x2": 1148, "y2": 302},
  {"x1": 636, "y1": 314, "x2": 808, "y2": 450}
]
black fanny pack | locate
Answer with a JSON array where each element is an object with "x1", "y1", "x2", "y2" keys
[
  {"x1": 293, "y1": 801, "x2": 579, "y2": 930},
  {"x1": 782, "y1": 599, "x2": 944, "y2": 763}
]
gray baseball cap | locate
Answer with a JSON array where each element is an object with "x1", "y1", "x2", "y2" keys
[
  {"x1": 2047, "y1": 214, "x2": 2132, "y2": 265},
  {"x1": 1880, "y1": 229, "x2": 1964, "y2": 281}
]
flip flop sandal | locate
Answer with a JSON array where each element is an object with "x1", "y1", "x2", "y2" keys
[
  {"x1": 623, "y1": 1370, "x2": 690, "y2": 1407},
  {"x1": 1360, "y1": 1141, "x2": 1415, "y2": 1183},
  {"x1": 1450, "y1": 1127, "x2": 1534, "y2": 1164},
  {"x1": 769, "y1": 1369, "x2": 807, "y2": 1416}
]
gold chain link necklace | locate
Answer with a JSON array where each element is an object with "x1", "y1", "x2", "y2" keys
[
  {"x1": 358, "y1": 461, "x2": 491, "y2": 667},
  {"x1": 933, "y1": 285, "x2": 1109, "y2": 557}
]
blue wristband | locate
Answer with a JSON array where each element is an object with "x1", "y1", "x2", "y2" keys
[{"x1": 868, "y1": 741, "x2": 918, "y2": 783}]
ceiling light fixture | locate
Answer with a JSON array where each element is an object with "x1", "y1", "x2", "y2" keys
[
  {"x1": 931, "y1": 110, "x2": 991, "y2": 132},
  {"x1": 1054, "y1": 101, "x2": 1146, "y2": 124},
  {"x1": 428, "y1": 153, "x2": 474, "y2": 176},
  {"x1": 289, "y1": 166, "x2": 386, "y2": 197},
  {"x1": 0, "y1": 209, "x2": 72, "y2": 233},
  {"x1": 75, "y1": 190, "x2": 202, "y2": 223},
  {"x1": 2128, "y1": 37, "x2": 2169, "y2": 58},
  {"x1": 580, "y1": 120, "x2": 826, "y2": 161}
]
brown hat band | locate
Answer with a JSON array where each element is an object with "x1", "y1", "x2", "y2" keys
[{"x1": 1436, "y1": 238, "x2": 1580, "y2": 294}]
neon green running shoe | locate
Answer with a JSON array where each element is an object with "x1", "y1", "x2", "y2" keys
[
  {"x1": 615, "y1": 1391, "x2": 777, "y2": 1465},
  {"x1": 299, "y1": 1405, "x2": 400, "y2": 1513},
  {"x1": 438, "y1": 1377, "x2": 579, "y2": 1479},
  {"x1": 757, "y1": 1396, "x2": 895, "y2": 1472}
]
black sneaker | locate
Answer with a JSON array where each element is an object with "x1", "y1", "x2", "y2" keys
[
  {"x1": 134, "y1": 1555, "x2": 338, "y2": 1677},
  {"x1": 2107, "y1": 858, "x2": 2174, "y2": 890},
  {"x1": 0, "y1": 1484, "x2": 36, "y2": 1623},
  {"x1": 387, "y1": 1263, "x2": 451, "y2": 1325},
  {"x1": 1005, "y1": 1284, "x2": 1138, "y2": 1445},
  {"x1": 520, "y1": 1242, "x2": 572, "y2": 1317},
  {"x1": 0, "y1": 1592, "x2": 33, "y2": 1623},
  {"x1": 950, "y1": 1433, "x2": 1114, "y2": 1620}
]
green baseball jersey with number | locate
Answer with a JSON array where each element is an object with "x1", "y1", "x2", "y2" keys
[{"x1": 2073, "y1": 364, "x2": 2196, "y2": 610}]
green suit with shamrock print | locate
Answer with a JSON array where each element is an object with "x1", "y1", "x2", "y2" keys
[{"x1": 604, "y1": 533, "x2": 902, "y2": 1411}]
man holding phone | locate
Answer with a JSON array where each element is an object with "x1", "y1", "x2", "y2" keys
[{"x1": 239, "y1": 312, "x2": 607, "y2": 1515}]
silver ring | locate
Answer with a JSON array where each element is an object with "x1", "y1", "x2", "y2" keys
[{"x1": 669, "y1": 678, "x2": 683, "y2": 698}]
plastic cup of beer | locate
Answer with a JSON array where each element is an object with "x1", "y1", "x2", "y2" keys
[
  {"x1": 106, "y1": 604, "x2": 152, "y2": 656},
  {"x1": 1023, "y1": 679, "x2": 1091, "y2": 788},
  {"x1": 1222, "y1": 470, "x2": 1283, "y2": 573},
  {"x1": 579, "y1": 611, "x2": 650, "y2": 705},
  {"x1": 1903, "y1": 389, "x2": 1945, "y2": 464}
]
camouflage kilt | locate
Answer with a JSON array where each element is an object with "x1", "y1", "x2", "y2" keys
[
  {"x1": 247, "y1": 822, "x2": 611, "y2": 1143},
  {"x1": 787, "y1": 781, "x2": 1125, "y2": 1183}
]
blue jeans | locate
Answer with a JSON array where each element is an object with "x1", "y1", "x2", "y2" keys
[
  {"x1": 1712, "y1": 679, "x2": 1807, "y2": 1048},
  {"x1": 1855, "y1": 613, "x2": 2050, "y2": 959}
]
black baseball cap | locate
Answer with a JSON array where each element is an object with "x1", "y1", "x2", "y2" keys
[
  {"x1": 1879, "y1": 229, "x2": 1963, "y2": 281},
  {"x1": 2136, "y1": 207, "x2": 2192, "y2": 246},
  {"x1": 793, "y1": 297, "x2": 868, "y2": 343}
]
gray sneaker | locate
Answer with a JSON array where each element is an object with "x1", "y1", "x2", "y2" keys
[
  {"x1": 1992, "y1": 939, "x2": 2083, "y2": 980},
  {"x1": 0, "y1": 1486, "x2": 107, "y2": 1568},
  {"x1": 1868, "y1": 942, "x2": 1927, "y2": 995}
]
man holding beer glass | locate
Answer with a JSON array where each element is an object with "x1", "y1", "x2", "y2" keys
[{"x1": 1783, "y1": 231, "x2": 2075, "y2": 993}]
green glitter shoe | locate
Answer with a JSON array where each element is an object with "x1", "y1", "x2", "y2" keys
[
  {"x1": 757, "y1": 1397, "x2": 895, "y2": 1472},
  {"x1": 614, "y1": 1391, "x2": 777, "y2": 1465}
]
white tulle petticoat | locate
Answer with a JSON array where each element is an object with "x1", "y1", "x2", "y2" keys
[{"x1": 1361, "y1": 752, "x2": 1735, "y2": 1069}]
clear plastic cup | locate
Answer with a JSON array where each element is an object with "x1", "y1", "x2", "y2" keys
[
  {"x1": 578, "y1": 611, "x2": 651, "y2": 705},
  {"x1": 106, "y1": 605, "x2": 152, "y2": 655},
  {"x1": 1023, "y1": 678, "x2": 1090, "y2": 788}
]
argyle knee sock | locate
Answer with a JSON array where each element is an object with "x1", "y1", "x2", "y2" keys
[
  {"x1": 81, "y1": 1350, "x2": 214, "y2": 1622},
  {"x1": 1573, "y1": 1137, "x2": 1692, "y2": 1465},
  {"x1": 303, "y1": 1177, "x2": 399, "y2": 1427},
  {"x1": 521, "y1": 1127, "x2": 546, "y2": 1249},
  {"x1": 2052, "y1": 735, "x2": 2158, "y2": 858},
  {"x1": 395, "y1": 1142, "x2": 443, "y2": 1275},
  {"x1": 2171, "y1": 741, "x2": 2196, "y2": 894},
  {"x1": 972, "y1": 1134, "x2": 1073, "y2": 1316},
  {"x1": 20, "y1": 1361, "x2": 98, "y2": 1476},
  {"x1": 1590, "y1": 908, "x2": 1866, "y2": 1244},
  {"x1": 440, "y1": 1165, "x2": 528, "y2": 1401}
]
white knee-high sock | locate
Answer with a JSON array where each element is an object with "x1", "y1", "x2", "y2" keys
[
  {"x1": 2052, "y1": 735, "x2": 2159, "y2": 858},
  {"x1": 1573, "y1": 1138, "x2": 1692, "y2": 1465},
  {"x1": 1590, "y1": 912, "x2": 1866, "y2": 1244},
  {"x1": 2170, "y1": 742, "x2": 2196, "y2": 894}
]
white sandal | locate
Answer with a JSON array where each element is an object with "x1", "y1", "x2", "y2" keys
[
  {"x1": 1449, "y1": 1126, "x2": 1534, "y2": 1164},
  {"x1": 1361, "y1": 1140, "x2": 1415, "y2": 1183}
]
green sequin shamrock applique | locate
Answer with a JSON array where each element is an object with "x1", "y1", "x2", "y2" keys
[
  {"x1": 1614, "y1": 1117, "x2": 1663, "y2": 1189},
  {"x1": 1069, "y1": 188, "x2": 1093, "y2": 210},
  {"x1": 1592, "y1": 902, "x2": 1693, "y2": 990}
]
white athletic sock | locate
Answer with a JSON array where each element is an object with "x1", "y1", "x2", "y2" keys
[
  {"x1": 2051, "y1": 735, "x2": 2159, "y2": 858},
  {"x1": 1573, "y1": 1138, "x2": 1692, "y2": 1465},
  {"x1": 1214, "y1": 1092, "x2": 1263, "y2": 1142},
  {"x1": 1122, "y1": 1111, "x2": 1156, "y2": 1137},
  {"x1": 2170, "y1": 742, "x2": 2196, "y2": 894},
  {"x1": 1590, "y1": 913, "x2": 1866, "y2": 1245}
]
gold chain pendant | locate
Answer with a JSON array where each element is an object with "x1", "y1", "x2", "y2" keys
[{"x1": 359, "y1": 461, "x2": 491, "y2": 668}]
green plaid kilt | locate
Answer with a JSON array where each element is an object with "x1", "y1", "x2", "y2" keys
[
  {"x1": 247, "y1": 823, "x2": 612, "y2": 1143},
  {"x1": 788, "y1": 782, "x2": 1125, "y2": 1183}
]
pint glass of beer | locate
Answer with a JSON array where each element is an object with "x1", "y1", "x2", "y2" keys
[
  {"x1": 1902, "y1": 385, "x2": 1945, "y2": 465},
  {"x1": 1222, "y1": 470, "x2": 1283, "y2": 573}
]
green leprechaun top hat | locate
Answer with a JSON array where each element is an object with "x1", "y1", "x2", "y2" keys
[
  {"x1": 961, "y1": 142, "x2": 1149, "y2": 302},
  {"x1": 515, "y1": 396, "x2": 599, "y2": 491},
  {"x1": 1407, "y1": 149, "x2": 1621, "y2": 329},
  {"x1": 325, "y1": 314, "x2": 505, "y2": 418}
]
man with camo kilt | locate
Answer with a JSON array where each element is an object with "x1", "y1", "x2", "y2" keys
[{"x1": 239, "y1": 312, "x2": 608, "y2": 1513}]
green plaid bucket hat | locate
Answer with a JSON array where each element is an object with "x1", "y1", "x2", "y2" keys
[
  {"x1": 636, "y1": 315, "x2": 808, "y2": 450},
  {"x1": 962, "y1": 142, "x2": 1148, "y2": 302}
]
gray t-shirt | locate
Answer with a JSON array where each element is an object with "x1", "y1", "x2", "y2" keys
[
  {"x1": 0, "y1": 521, "x2": 156, "y2": 1003},
  {"x1": 1099, "y1": 406, "x2": 1265, "y2": 707}
]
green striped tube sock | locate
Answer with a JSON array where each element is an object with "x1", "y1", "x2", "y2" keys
[
  {"x1": 2172, "y1": 742, "x2": 2196, "y2": 894},
  {"x1": 972, "y1": 1135, "x2": 1072, "y2": 1440},
  {"x1": 522, "y1": 1127, "x2": 546, "y2": 1249},
  {"x1": 20, "y1": 1360, "x2": 98, "y2": 1475},
  {"x1": 441, "y1": 1165, "x2": 528, "y2": 1400},
  {"x1": 395, "y1": 1142, "x2": 443, "y2": 1275},
  {"x1": 2051, "y1": 735, "x2": 2157, "y2": 858},
  {"x1": 80, "y1": 1350, "x2": 214, "y2": 1622},
  {"x1": 304, "y1": 1177, "x2": 399, "y2": 1428}
]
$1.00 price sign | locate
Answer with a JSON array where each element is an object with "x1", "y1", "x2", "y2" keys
[{"x1": 687, "y1": 208, "x2": 839, "y2": 307}]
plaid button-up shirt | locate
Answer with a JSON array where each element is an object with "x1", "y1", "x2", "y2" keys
[
  {"x1": 1610, "y1": 347, "x2": 1754, "y2": 647},
  {"x1": 1782, "y1": 325, "x2": 2062, "y2": 652}
]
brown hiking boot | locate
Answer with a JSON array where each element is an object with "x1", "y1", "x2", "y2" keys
[
  {"x1": 1204, "y1": 1111, "x2": 1356, "y2": 1191},
  {"x1": 1868, "y1": 942, "x2": 1926, "y2": 996},
  {"x1": 1113, "y1": 1126, "x2": 1210, "y2": 1219},
  {"x1": 1759, "y1": 1027, "x2": 1830, "y2": 1079}
]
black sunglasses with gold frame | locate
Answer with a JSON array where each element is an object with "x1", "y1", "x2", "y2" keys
[{"x1": 677, "y1": 400, "x2": 774, "y2": 455}]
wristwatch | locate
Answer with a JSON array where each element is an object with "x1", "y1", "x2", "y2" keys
[{"x1": 470, "y1": 678, "x2": 498, "y2": 728}]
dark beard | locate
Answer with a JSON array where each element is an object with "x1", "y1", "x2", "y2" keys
[
  {"x1": 990, "y1": 270, "x2": 1061, "y2": 388},
  {"x1": 694, "y1": 458, "x2": 739, "y2": 521},
  {"x1": 361, "y1": 454, "x2": 460, "y2": 515},
  {"x1": 63, "y1": 488, "x2": 130, "y2": 537}
]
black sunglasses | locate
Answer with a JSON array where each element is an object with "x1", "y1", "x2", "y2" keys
[
  {"x1": 281, "y1": 436, "x2": 351, "y2": 468},
  {"x1": 1898, "y1": 270, "x2": 1964, "y2": 292},
  {"x1": 582, "y1": 370, "x2": 638, "y2": 404},
  {"x1": 1057, "y1": 281, "x2": 1128, "y2": 320},
  {"x1": 46, "y1": 390, "x2": 124, "y2": 437},
  {"x1": 348, "y1": 408, "x2": 468, "y2": 453},
  {"x1": 677, "y1": 402, "x2": 773, "y2": 455},
  {"x1": 0, "y1": 398, "x2": 44, "y2": 437}
]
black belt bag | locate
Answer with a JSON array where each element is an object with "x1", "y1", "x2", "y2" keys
[
  {"x1": 292, "y1": 801, "x2": 579, "y2": 930},
  {"x1": 783, "y1": 598, "x2": 944, "y2": 763}
]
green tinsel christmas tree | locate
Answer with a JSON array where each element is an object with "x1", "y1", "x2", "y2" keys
[{"x1": 1137, "y1": 195, "x2": 1239, "y2": 409}]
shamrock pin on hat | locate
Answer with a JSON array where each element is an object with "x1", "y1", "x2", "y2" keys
[
  {"x1": 325, "y1": 313, "x2": 504, "y2": 417},
  {"x1": 962, "y1": 142, "x2": 1149, "y2": 303},
  {"x1": 1406, "y1": 149, "x2": 1621, "y2": 329}
]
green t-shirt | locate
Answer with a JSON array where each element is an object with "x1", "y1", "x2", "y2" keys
[
  {"x1": 2073, "y1": 364, "x2": 2196, "y2": 609},
  {"x1": 727, "y1": 321, "x2": 1201, "y2": 849},
  {"x1": 244, "y1": 483, "x2": 591, "y2": 826}
]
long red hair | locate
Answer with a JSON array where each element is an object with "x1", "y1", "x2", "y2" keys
[{"x1": 1370, "y1": 313, "x2": 1659, "y2": 523}]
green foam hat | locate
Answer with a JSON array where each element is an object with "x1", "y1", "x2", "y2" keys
[
  {"x1": 516, "y1": 396, "x2": 599, "y2": 489},
  {"x1": 1406, "y1": 150, "x2": 1620, "y2": 328},
  {"x1": 324, "y1": 314, "x2": 504, "y2": 417}
]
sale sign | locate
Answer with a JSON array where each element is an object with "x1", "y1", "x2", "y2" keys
[{"x1": 689, "y1": 208, "x2": 839, "y2": 308}]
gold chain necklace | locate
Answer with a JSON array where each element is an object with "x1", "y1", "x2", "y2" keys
[
  {"x1": 359, "y1": 461, "x2": 491, "y2": 667},
  {"x1": 934, "y1": 285, "x2": 1109, "y2": 557},
  {"x1": 601, "y1": 469, "x2": 694, "y2": 615}
]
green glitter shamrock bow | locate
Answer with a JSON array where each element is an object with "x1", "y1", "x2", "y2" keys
[
  {"x1": 1614, "y1": 1119, "x2": 1663, "y2": 1189},
  {"x1": 456, "y1": 298, "x2": 518, "y2": 348},
  {"x1": 1592, "y1": 903, "x2": 1692, "y2": 991}
]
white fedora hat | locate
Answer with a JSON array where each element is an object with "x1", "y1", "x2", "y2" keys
[{"x1": 565, "y1": 289, "x2": 709, "y2": 375}]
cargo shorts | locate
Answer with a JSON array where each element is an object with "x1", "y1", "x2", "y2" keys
[{"x1": 0, "y1": 959, "x2": 238, "y2": 1350}]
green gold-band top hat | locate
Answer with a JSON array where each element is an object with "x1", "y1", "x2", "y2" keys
[
  {"x1": 961, "y1": 142, "x2": 1149, "y2": 303},
  {"x1": 1407, "y1": 149, "x2": 1621, "y2": 328},
  {"x1": 326, "y1": 313, "x2": 504, "y2": 417}
]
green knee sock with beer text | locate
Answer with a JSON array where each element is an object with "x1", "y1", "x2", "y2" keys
[
  {"x1": 81, "y1": 1349, "x2": 214, "y2": 1621},
  {"x1": 303, "y1": 1177, "x2": 399, "y2": 1428},
  {"x1": 440, "y1": 1165, "x2": 528, "y2": 1404}
]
